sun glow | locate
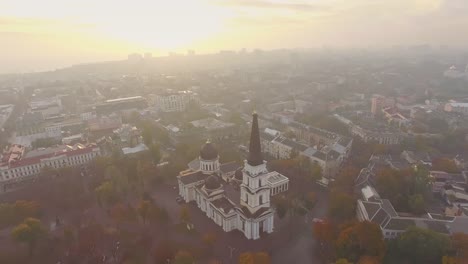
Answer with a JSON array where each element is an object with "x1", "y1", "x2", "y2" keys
[{"x1": 90, "y1": 1, "x2": 230, "y2": 51}]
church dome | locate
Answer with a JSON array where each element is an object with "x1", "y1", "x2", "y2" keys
[
  {"x1": 234, "y1": 168, "x2": 243, "y2": 181},
  {"x1": 200, "y1": 140, "x2": 218, "y2": 160},
  {"x1": 205, "y1": 175, "x2": 221, "y2": 190}
]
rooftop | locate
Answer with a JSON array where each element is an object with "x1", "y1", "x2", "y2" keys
[
  {"x1": 266, "y1": 171, "x2": 289, "y2": 185},
  {"x1": 178, "y1": 170, "x2": 208, "y2": 185},
  {"x1": 211, "y1": 197, "x2": 236, "y2": 214},
  {"x1": 190, "y1": 118, "x2": 235, "y2": 131},
  {"x1": 122, "y1": 143, "x2": 149, "y2": 155}
]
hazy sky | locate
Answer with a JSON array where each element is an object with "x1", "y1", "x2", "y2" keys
[{"x1": 1, "y1": 0, "x2": 467, "y2": 73}]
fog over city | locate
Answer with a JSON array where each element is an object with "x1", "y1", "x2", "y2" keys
[
  {"x1": 2, "y1": 0, "x2": 468, "y2": 73},
  {"x1": 2, "y1": 1, "x2": 468, "y2": 264}
]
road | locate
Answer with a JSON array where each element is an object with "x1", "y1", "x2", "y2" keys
[{"x1": 271, "y1": 184, "x2": 329, "y2": 264}]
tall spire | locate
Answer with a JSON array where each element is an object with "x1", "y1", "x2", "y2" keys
[{"x1": 247, "y1": 112, "x2": 263, "y2": 166}]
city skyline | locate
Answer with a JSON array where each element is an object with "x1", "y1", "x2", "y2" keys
[{"x1": 1, "y1": 0, "x2": 468, "y2": 73}]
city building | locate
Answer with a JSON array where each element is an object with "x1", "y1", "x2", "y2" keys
[
  {"x1": 122, "y1": 143, "x2": 149, "y2": 156},
  {"x1": 113, "y1": 124, "x2": 142, "y2": 147},
  {"x1": 95, "y1": 96, "x2": 148, "y2": 115},
  {"x1": 371, "y1": 95, "x2": 395, "y2": 116},
  {"x1": 88, "y1": 114, "x2": 123, "y2": 138},
  {"x1": 357, "y1": 184, "x2": 468, "y2": 239},
  {"x1": 190, "y1": 118, "x2": 237, "y2": 141},
  {"x1": 177, "y1": 113, "x2": 289, "y2": 240},
  {"x1": 156, "y1": 90, "x2": 199, "y2": 112},
  {"x1": 30, "y1": 96, "x2": 63, "y2": 118},
  {"x1": 0, "y1": 104, "x2": 14, "y2": 129},
  {"x1": 444, "y1": 102, "x2": 468, "y2": 115},
  {"x1": 288, "y1": 121, "x2": 340, "y2": 146},
  {"x1": 334, "y1": 114, "x2": 405, "y2": 145},
  {"x1": 0, "y1": 143, "x2": 100, "y2": 190}
]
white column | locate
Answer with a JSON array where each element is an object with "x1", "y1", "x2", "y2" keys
[{"x1": 269, "y1": 215, "x2": 274, "y2": 233}]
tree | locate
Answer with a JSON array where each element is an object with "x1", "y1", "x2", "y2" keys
[
  {"x1": 393, "y1": 227, "x2": 450, "y2": 264},
  {"x1": 137, "y1": 200, "x2": 151, "y2": 224},
  {"x1": 110, "y1": 203, "x2": 135, "y2": 224},
  {"x1": 310, "y1": 163, "x2": 323, "y2": 182},
  {"x1": 333, "y1": 166, "x2": 360, "y2": 192},
  {"x1": 92, "y1": 156, "x2": 112, "y2": 177},
  {"x1": 95, "y1": 181, "x2": 116, "y2": 207},
  {"x1": 335, "y1": 259, "x2": 353, "y2": 264},
  {"x1": 238, "y1": 252, "x2": 255, "y2": 264},
  {"x1": 335, "y1": 221, "x2": 385, "y2": 262},
  {"x1": 137, "y1": 160, "x2": 155, "y2": 191},
  {"x1": 451, "y1": 233, "x2": 468, "y2": 262},
  {"x1": 357, "y1": 256, "x2": 380, "y2": 264},
  {"x1": 107, "y1": 165, "x2": 129, "y2": 195},
  {"x1": 0, "y1": 200, "x2": 42, "y2": 228},
  {"x1": 153, "y1": 240, "x2": 176, "y2": 264},
  {"x1": 253, "y1": 252, "x2": 271, "y2": 264},
  {"x1": 63, "y1": 226, "x2": 75, "y2": 247},
  {"x1": 173, "y1": 250, "x2": 195, "y2": 264},
  {"x1": 202, "y1": 232, "x2": 217, "y2": 250},
  {"x1": 328, "y1": 190, "x2": 356, "y2": 222},
  {"x1": 142, "y1": 122, "x2": 154, "y2": 146},
  {"x1": 149, "y1": 143, "x2": 161, "y2": 164},
  {"x1": 272, "y1": 196, "x2": 288, "y2": 219},
  {"x1": 180, "y1": 205, "x2": 190, "y2": 223},
  {"x1": 11, "y1": 218, "x2": 45, "y2": 256},
  {"x1": 303, "y1": 192, "x2": 317, "y2": 210},
  {"x1": 408, "y1": 194, "x2": 425, "y2": 215},
  {"x1": 238, "y1": 252, "x2": 271, "y2": 264},
  {"x1": 432, "y1": 158, "x2": 458, "y2": 173}
]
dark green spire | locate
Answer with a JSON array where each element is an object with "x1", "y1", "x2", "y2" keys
[{"x1": 247, "y1": 112, "x2": 263, "y2": 166}]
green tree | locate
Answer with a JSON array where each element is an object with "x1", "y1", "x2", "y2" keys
[
  {"x1": 394, "y1": 227, "x2": 450, "y2": 264},
  {"x1": 335, "y1": 259, "x2": 353, "y2": 264},
  {"x1": 328, "y1": 190, "x2": 356, "y2": 222},
  {"x1": 303, "y1": 192, "x2": 317, "y2": 210},
  {"x1": 408, "y1": 194, "x2": 425, "y2": 215},
  {"x1": 310, "y1": 163, "x2": 323, "y2": 181},
  {"x1": 95, "y1": 181, "x2": 116, "y2": 207},
  {"x1": 11, "y1": 218, "x2": 46, "y2": 256},
  {"x1": 272, "y1": 196, "x2": 288, "y2": 219}
]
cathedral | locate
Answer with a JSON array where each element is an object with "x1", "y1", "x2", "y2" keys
[{"x1": 177, "y1": 113, "x2": 289, "y2": 240}]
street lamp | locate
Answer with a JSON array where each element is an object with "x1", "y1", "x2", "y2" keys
[{"x1": 228, "y1": 245, "x2": 236, "y2": 263}]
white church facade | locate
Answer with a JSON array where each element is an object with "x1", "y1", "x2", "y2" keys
[{"x1": 177, "y1": 113, "x2": 289, "y2": 240}]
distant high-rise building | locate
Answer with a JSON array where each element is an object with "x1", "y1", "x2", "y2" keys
[
  {"x1": 128, "y1": 53, "x2": 142, "y2": 61},
  {"x1": 187, "y1": 50, "x2": 195, "y2": 56}
]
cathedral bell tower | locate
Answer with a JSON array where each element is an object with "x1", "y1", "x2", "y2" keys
[{"x1": 240, "y1": 112, "x2": 271, "y2": 213}]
